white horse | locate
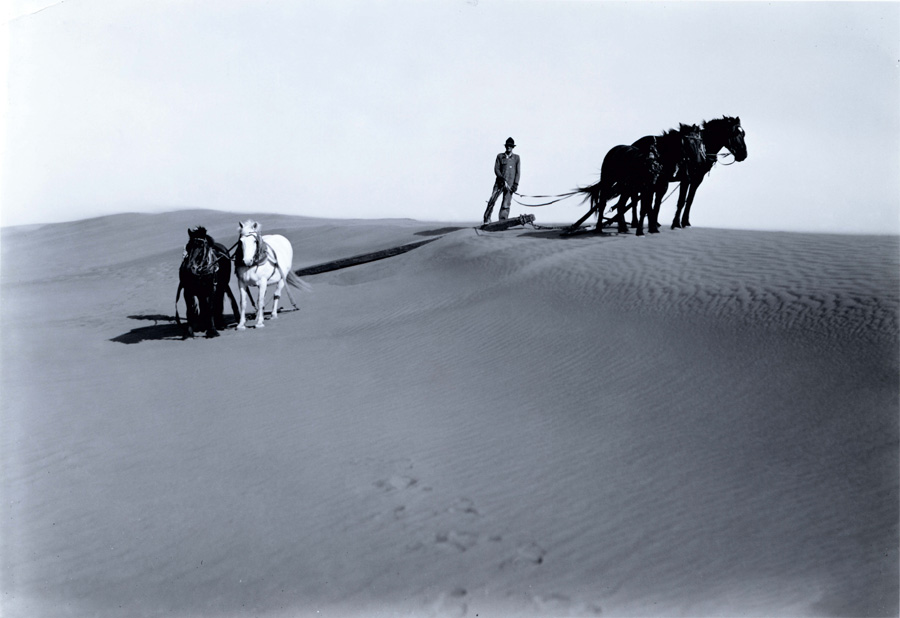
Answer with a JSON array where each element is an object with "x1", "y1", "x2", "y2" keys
[{"x1": 234, "y1": 219, "x2": 309, "y2": 330}]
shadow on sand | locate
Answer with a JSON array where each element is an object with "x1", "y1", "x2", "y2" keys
[
  {"x1": 414, "y1": 227, "x2": 467, "y2": 237},
  {"x1": 111, "y1": 315, "x2": 184, "y2": 344},
  {"x1": 111, "y1": 314, "x2": 237, "y2": 344},
  {"x1": 512, "y1": 226, "x2": 634, "y2": 241}
]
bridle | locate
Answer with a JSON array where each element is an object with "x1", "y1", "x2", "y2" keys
[
  {"x1": 184, "y1": 236, "x2": 219, "y2": 277},
  {"x1": 717, "y1": 125, "x2": 746, "y2": 166},
  {"x1": 239, "y1": 230, "x2": 269, "y2": 268}
]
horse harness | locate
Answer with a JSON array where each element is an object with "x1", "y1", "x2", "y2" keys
[
  {"x1": 183, "y1": 236, "x2": 227, "y2": 278},
  {"x1": 238, "y1": 230, "x2": 271, "y2": 269},
  {"x1": 238, "y1": 230, "x2": 299, "y2": 310},
  {"x1": 176, "y1": 235, "x2": 229, "y2": 327}
]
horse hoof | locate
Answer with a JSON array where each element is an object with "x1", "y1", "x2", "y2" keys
[
  {"x1": 206, "y1": 330, "x2": 220, "y2": 338},
  {"x1": 236, "y1": 324, "x2": 246, "y2": 331},
  {"x1": 636, "y1": 229, "x2": 644, "y2": 237},
  {"x1": 255, "y1": 322, "x2": 265, "y2": 329},
  {"x1": 682, "y1": 222, "x2": 691, "y2": 228},
  {"x1": 649, "y1": 227, "x2": 660, "y2": 234}
]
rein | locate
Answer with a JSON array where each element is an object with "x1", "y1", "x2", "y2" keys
[{"x1": 513, "y1": 190, "x2": 580, "y2": 207}]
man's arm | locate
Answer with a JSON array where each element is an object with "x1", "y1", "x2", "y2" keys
[{"x1": 512, "y1": 156, "x2": 520, "y2": 192}]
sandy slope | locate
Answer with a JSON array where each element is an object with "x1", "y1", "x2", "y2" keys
[{"x1": 1, "y1": 210, "x2": 897, "y2": 618}]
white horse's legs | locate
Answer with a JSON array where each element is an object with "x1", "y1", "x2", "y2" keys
[
  {"x1": 271, "y1": 278, "x2": 286, "y2": 319},
  {"x1": 237, "y1": 283, "x2": 250, "y2": 330},
  {"x1": 255, "y1": 279, "x2": 268, "y2": 328}
]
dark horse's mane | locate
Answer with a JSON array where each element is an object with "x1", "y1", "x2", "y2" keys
[
  {"x1": 702, "y1": 115, "x2": 739, "y2": 131},
  {"x1": 187, "y1": 225, "x2": 214, "y2": 245}
]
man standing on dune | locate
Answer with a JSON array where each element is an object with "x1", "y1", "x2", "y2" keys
[{"x1": 483, "y1": 137, "x2": 520, "y2": 224}]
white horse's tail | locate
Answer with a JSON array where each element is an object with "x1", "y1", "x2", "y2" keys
[{"x1": 286, "y1": 270, "x2": 312, "y2": 292}]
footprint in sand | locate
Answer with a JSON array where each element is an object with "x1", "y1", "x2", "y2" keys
[
  {"x1": 435, "y1": 530, "x2": 479, "y2": 553},
  {"x1": 426, "y1": 588, "x2": 468, "y2": 618},
  {"x1": 499, "y1": 541, "x2": 546, "y2": 568},
  {"x1": 531, "y1": 593, "x2": 602, "y2": 616},
  {"x1": 445, "y1": 497, "x2": 480, "y2": 517},
  {"x1": 373, "y1": 474, "x2": 418, "y2": 492}
]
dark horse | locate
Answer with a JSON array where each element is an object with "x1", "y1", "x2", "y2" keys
[
  {"x1": 176, "y1": 226, "x2": 240, "y2": 339},
  {"x1": 629, "y1": 123, "x2": 707, "y2": 233},
  {"x1": 569, "y1": 139, "x2": 662, "y2": 235},
  {"x1": 671, "y1": 116, "x2": 747, "y2": 229}
]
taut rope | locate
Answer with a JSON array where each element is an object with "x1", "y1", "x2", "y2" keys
[{"x1": 513, "y1": 190, "x2": 580, "y2": 207}]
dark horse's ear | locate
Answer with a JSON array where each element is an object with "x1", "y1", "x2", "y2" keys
[{"x1": 736, "y1": 116, "x2": 741, "y2": 124}]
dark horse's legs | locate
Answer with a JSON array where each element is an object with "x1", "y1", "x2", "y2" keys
[
  {"x1": 609, "y1": 194, "x2": 630, "y2": 234},
  {"x1": 671, "y1": 181, "x2": 692, "y2": 229},
  {"x1": 679, "y1": 175, "x2": 704, "y2": 228},
  {"x1": 650, "y1": 180, "x2": 667, "y2": 229},
  {"x1": 212, "y1": 285, "x2": 228, "y2": 331},
  {"x1": 189, "y1": 276, "x2": 220, "y2": 338},
  {"x1": 200, "y1": 290, "x2": 220, "y2": 338},
  {"x1": 183, "y1": 293, "x2": 200, "y2": 339},
  {"x1": 636, "y1": 189, "x2": 659, "y2": 236}
]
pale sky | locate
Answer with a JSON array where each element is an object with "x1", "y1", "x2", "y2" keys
[{"x1": 2, "y1": 0, "x2": 898, "y2": 233}]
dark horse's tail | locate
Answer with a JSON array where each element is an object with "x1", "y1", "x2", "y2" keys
[
  {"x1": 175, "y1": 281, "x2": 184, "y2": 326},
  {"x1": 570, "y1": 175, "x2": 620, "y2": 230},
  {"x1": 224, "y1": 283, "x2": 240, "y2": 321}
]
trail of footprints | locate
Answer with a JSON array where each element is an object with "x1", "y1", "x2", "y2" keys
[
  {"x1": 345, "y1": 457, "x2": 604, "y2": 616},
  {"x1": 356, "y1": 457, "x2": 546, "y2": 566}
]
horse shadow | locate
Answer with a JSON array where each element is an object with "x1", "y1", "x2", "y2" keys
[{"x1": 111, "y1": 314, "x2": 237, "y2": 344}]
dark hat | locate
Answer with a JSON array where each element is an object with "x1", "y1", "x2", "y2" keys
[{"x1": 505, "y1": 137, "x2": 516, "y2": 148}]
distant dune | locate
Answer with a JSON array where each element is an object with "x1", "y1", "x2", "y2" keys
[{"x1": 2, "y1": 210, "x2": 897, "y2": 618}]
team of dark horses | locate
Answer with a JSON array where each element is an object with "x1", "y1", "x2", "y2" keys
[{"x1": 569, "y1": 115, "x2": 747, "y2": 235}]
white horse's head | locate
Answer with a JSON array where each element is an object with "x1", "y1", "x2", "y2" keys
[{"x1": 238, "y1": 219, "x2": 262, "y2": 267}]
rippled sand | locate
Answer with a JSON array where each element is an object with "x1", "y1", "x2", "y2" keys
[{"x1": 2, "y1": 210, "x2": 897, "y2": 617}]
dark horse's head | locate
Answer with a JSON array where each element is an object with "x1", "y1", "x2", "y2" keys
[
  {"x1": 723, "y1": 116, "x2": 747, "y2": 162},
  {"x1": 705, "y1": 116, "x2": 747, "y2": 162},
  {"x1": 182, "y1": 226, "x2": 218, "y2": 278},
  {"x1": 678, "y1": 123, "x2": 707, "y2": 169}
]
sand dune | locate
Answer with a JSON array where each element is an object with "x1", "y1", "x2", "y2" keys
[{"x1": 1, "y1": 210, "x2": 897, "y2": 617}]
